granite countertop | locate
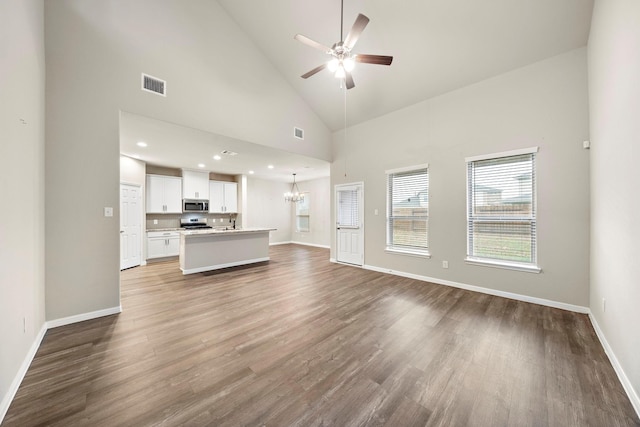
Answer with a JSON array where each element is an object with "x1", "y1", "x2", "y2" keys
[{"x1": 180, "y1": 227, "x2": 276, "y2": 236}]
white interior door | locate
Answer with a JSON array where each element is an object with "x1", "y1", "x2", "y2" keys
[
  {"x1": 336, "y1": 182, "x2": 364, "y2": 265},
  {"x1": 120, "y1": 183, "x2": 142, "y2": 270}
]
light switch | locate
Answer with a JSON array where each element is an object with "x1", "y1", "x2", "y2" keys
[
  {"x1": 104, "y1": 207, "x2": 113, "y2": 217},
  {"x1": 374, "y1": 209, "x2": 379, "y2": 216}
]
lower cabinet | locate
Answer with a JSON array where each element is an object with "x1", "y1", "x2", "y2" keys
[{"x1": 147, "y1": 231, "x2": 180, "y2": 259}]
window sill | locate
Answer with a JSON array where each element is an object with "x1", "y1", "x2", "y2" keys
[
  {"x1": 385, "y1": 247, "x2": 431, "y2": 259},
  {"x1": 464, "y1": 257, "x2": 541, "y2": 273}
]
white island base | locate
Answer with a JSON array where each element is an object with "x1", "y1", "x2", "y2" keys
[{"x1": 179, "y1": 228, "x2": 275, "y2": 275}]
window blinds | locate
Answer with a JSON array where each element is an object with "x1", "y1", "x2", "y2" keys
[
  {"x1": 337, "y1": 188, "x2": 359, "y2": 228},
  {"x1": 467, "y1": 152, "x2": 536, "y2": 264},
  {"x1": 387, "y1": 167, "x2": 429, "y2": 250}
]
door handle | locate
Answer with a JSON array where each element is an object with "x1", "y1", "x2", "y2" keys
[{"x1": 120, "y1": 230, "x2": 124, "y2": 233}]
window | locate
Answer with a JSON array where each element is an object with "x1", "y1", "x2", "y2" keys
[
  {"x1": 466, "y1": 147, "x2": 540, "y2": 272},
  {"x1": 296, "y1": 192, "x2": 310, "y2": 232},
  {"x1": 337, "y1": 188, "x2": 359, "y2": 228},
  {"x1": 386, "y1": 165, "x2": 429, "y2": 256}
]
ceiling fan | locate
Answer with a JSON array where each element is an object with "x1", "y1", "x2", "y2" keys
[{"x1": 294, "y1": 0, "x2": 393, "y2": 90}]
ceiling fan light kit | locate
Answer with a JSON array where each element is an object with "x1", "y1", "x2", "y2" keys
[{"x1": 294, "y1": 0, "x2": 393, "y2": 89}]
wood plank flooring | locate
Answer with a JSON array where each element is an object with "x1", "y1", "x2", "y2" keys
[{"x1": 4, "y1": 244, "x2": 639, "y2": 426}]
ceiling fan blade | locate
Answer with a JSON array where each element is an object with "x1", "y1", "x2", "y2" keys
[
  {"x1": 355, "y1": 54, "x2": 393, "y2": 66},
  {"x1": 343, "y1": 14, "x2": 370, "y2": 49},
  {"x1": 301, "y1": 63, "x2": 328, "y2": 79},
  {"x1": 345, "y1": 72, "x2": 355, "y2": 90},
  {"x1": 294, "y1": 34, "x2": 332, "y2": 53}
]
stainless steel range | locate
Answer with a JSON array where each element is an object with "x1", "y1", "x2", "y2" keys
[{"x1": 180, "y1": 217, "x2": 212, "y2": 230}]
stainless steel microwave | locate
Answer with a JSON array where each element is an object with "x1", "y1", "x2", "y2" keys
[{"x1": 182, "y1": 199, "x2": 209, "y2": 213}]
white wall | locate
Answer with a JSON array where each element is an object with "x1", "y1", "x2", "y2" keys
[
  {"x1": 292, "y1": 177, "x2": 330, "y2": 248},
  {"x1": 0, "y1": 0, "x2": 46, "y2": 420},
  {"x1": 588, "y1": 0, "x2": 640, "y2": 412},
  {"x1": 119, "y1": 155, "x2": 145, "y2": 187},
  {"x1": 44, "y1": 0, "x2": 331, "y2": 320},
  {"x1": 245, "y1": 178, "x2": 292, "y2": 244},
  {"x1": 332, "y1": 48, "x2": 590, "y2": 307}
]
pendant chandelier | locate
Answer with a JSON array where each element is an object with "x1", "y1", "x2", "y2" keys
[{"x1": 284, "y1": 173, "x2": 304, "y2": 203}]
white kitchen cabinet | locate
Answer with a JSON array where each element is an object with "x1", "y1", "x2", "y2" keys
[
  {"x1": 182, "y1": 170, "x2": 209, "y2": 200},
  {"x1": 209, "y1": 181, "x2": 237, "y2": 213},
  {"x1": 147, "y1": 231, "x2": 180, "y2": 259},
  {"x1": 146, "y1": 175, "x2": 182, "y2": 213}
]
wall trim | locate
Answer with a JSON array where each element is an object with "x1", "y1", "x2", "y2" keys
[
  {"x1": 291, "y1": 241, "x2": 330, "y2": 249},
  {"x1": 589, "y1": 313, "x2": 640, "y2": 418},
  {"x1": 47, "y1": 306, "x2": 122, "y2": 329},
  {"x1": 0, "y1": 322, "x2": 47, "y2": 424},
  {"x1": 180, "y1": 258, "x2": 269, "y2": 275},
  {"x1": 361, "y1": 264, "x2": 589, "y2": 313},
  {"x1": 269, "y1": 241, "x2": 293, "y2": 246}
]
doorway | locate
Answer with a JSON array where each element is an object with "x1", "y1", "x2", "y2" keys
[
  {"x1": 120, "y1": 183, "x2": 142, "y2": 270},
  {"x1": 335, "y1": 182, "x2": 364, "y2": 265}
]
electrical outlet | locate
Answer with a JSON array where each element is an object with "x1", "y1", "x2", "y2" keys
[
  {"x1": 442, "y1": 261, "x2": 449, "y2": 269},
  {"x1": 153, "y1": 219, "x2": 158, "y2": 225},
  {"x1": 602, "y1": 298, "x2": 606, "y2": 312},
  {"x1": 104, "y1": 207, "x2": 113, "y2": 217},
  {"x1": 374, "y1": 209, "x2": 379, "y2": 215}
]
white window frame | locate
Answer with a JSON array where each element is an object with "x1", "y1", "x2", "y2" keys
[
  {"x1": 295, "y1": 192, "x2": 310, "y2": 232},
  {"x1": 465, "y1": 147, "x2": 541, "y2": 273},
  {"x1": 385, "y1": 164, "x2": 430, "y2": 258}
]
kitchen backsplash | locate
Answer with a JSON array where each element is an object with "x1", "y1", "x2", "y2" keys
[{"x1": 146, "y1": 213, "x2": 240, "y2": 230}]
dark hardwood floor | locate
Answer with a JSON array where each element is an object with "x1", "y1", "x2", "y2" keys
[{"x1": 4, "y1": 244, "x2": 639, "y2": 426}]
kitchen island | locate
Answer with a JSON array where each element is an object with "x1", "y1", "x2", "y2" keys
[{"x1": 179, "y1": 228, "x2": 275, "y2": 275}]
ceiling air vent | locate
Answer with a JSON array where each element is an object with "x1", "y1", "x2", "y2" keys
[
  {"x1": 294, "y1": 127, "x2": 304, "y2": 140},
  {"x1": 220, "y1": 150, "x2": 238, "y2": 156},
  {"x1": 141, "y1": 73, "x2": 166, "y2": 96}
]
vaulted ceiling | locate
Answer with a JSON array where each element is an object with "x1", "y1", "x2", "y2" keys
[{"x1": 218, "y1": 0, "x2": 594, "y2": 131}]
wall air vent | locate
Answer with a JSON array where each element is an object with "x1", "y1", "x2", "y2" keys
[
  {"x1": 294, "y1": 127, "x2": 304, "y2": 140},
  {"x1": 141, "y1": 73, "x2": 166, "y2": 96},
  {"x1": 220, "y1": 150, "x2": 238, "y2": 156}
]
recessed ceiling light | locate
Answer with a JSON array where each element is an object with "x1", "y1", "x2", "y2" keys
[
  {"x1": 249, "y1": 170, "x2": 254, "y2": 174},
  {"x1": 213, "y1": 155, "x2": 221, "y2": 160},
  {"x1": 136, "y1": 141, "x2": 147, "y2": 147},
  {"x1": 198, "y1": 163, "x2": 205, "y2": 168},
  {"x1": 268, "y1": 165, "x2": 274, "y2": 169}
]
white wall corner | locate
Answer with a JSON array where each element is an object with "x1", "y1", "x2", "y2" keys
[
  {"x1": 588, "y1": 313, "x2": 640, "y2": 419},
  {"x1": 0, "y1": 323, "x2": 47, "y2": 424}
]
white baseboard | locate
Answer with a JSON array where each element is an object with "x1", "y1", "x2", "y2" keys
[
  {"x1": 329, "y1": 257, "x2": 336, "y2": 263},
  {"x1": 361, "y1": 264, "x2": 589, "y2": 313},
  {"x1": 180, "y1": 257, "x2": 270, "y2": 275},
  {"x1": 269, "y1": 241, "x2": 292, "y2": 246},
  {"x1": 47, "y1": 306, "x2": 122, "y2": 329},
  {"x1": 291, "y1": 241, "x2": 330, "y2": 249},
  {"x1": 589, "y1": 313, "x2": 640, "y2": 418},
  {"x1": 0, "y1": 322, "x2": 47, "y2": 423}
]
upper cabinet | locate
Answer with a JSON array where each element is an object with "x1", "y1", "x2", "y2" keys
[
  {"x1": 146, "y1": 175, "x2": 182, "y2": 213},
  {"x1": 209, "y1": 181, "x2": 238, "y2": 213},
  {"x1": 182, "y1": 170, "x2": 210, "y2": 200}
]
